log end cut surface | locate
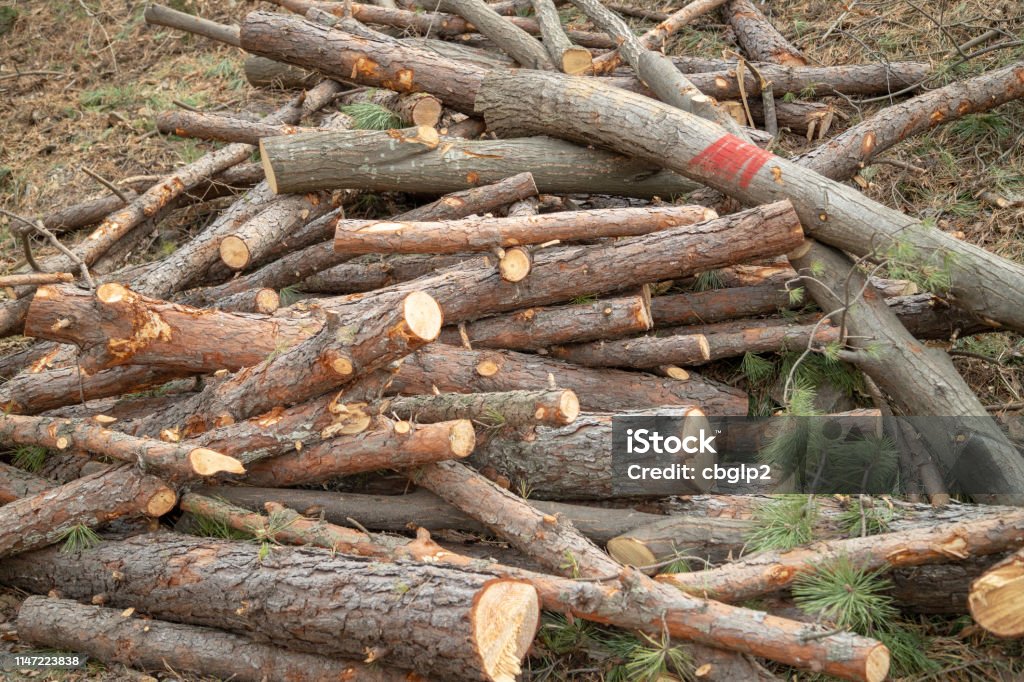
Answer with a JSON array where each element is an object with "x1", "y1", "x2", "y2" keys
[
  {"x1": 607, "y1": 535, "x2": 658, "y2": 568},
  {"x1": 474, "y1": 579, "x2": 541, "y2": 682},
  {"x1": 450, "y1": 419, "x2": 478, "y2": 457},
  {"x1": 405, "y1": 291, "x2": 444, "y2": 341},
  {"x1": 969, "y1": 553, "x2": 1024, "y2": 637}
]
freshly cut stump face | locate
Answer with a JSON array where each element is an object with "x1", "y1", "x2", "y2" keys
[
  {"x1": 449, "y1": 420, "x2": 477, "y2": 457},
  {"x1": 404, "y1": 291, "x2": 444, "y2": 341},
  {"x1": 606, "y1": 535, "x2": 657, "y2": 569},
  {"x1": 474, "y1": 580, "x2": 540, "y2": 682}
]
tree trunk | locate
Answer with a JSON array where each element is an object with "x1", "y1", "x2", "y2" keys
[
  {"x1": 969, "y1": 546, "x2": 1024, "y2": 637},
  {"x1": 0, "y1": 462, "x2": 52, "y2": 503},
  {"x1": 242, "y1": 418, "x2": 476, "y2": 486},
  {"x1": 0, "y1": 365, "x2": 189, "y2": 416},
  {"x1": 474, "y1": 69, "x2": 1024, "y2": 333},
  {"x1": 333, "y1": 204, "x2": 717, "y2": 254},
  {"x1": 607, "y1": 515, "x2": 753, "y2": 571},
  {"x1": 467, "y1": 406, "x2": 712, "y2": 499},
  {"x1": 438, "y1": 0, "x2": 554, "y2": 69},
  {"x1": 0, "y1": 465, "x2": 175, "y2": 558},
  {"x1": 301, "y1": 253, "x2": 471, "y2": 293},
  {"x1": 531, "y1": 0, "x2": 592, "y2": 74},
  {"x1": 724, "y1": 0, "x2": 807, "y2": 66},
  {"x1": 657, "y1": 506, "x2": 1024, "y2": 603},
  {"x1": 1, "y1": 533, "x2": 540, "y2": 682},
  {"x1": 17, "y1": 596, "x2": 415, "y2": 682},
  {"x1": 339, "y1": 88, "x2": 443, "y2": 126},
  {"x1": 651, "y1": 284, "x2": 792, "y2": 327},
  {"x1": 259, "y1": 129, "x2": 698, "y2": 197},
  {"x1": 439, "y1": 293, "x2": 653, "y2": 351},
  {"x1": 0, "y1": 414, "x2": 242, "y2": 479},
  {"x1": 382, "y1": 388, "x2": 580, "y2": 426}
]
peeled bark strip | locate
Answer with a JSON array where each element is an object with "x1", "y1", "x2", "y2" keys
[
  {"x1": 219, "y1": 190, "x2": 335, "y2": 270},
  {"x1": 802, "y1": 61, "x2": 1024, "y2": 181},
  {"x1": 384, "y1": 343, "x2": 750, "y2": 415},
  {"x1": 438, "y1": 0, "x2": 554, "y2": 69},
  {"x1": 383, "y1": 388, "x2": 580, "y2": 426},
  {"x1": 608, "y1": 515, "x2": 753, "y2": 570},
  {"x1": 0, "y1": 414, "x2": 242, "y2": 479},
  {"x1": 725, "y1": 0, "x2": 807, "y2": 66},
  {"x1": 659, "y1": 507, "x2": 1024, "y2": 603},
  {"x1": 340, "y1": 88, "x2": 443, "y2": 127},
  {"x1": 1, "y1": 534, "x2": 540, "y2": 682},
  {"x1": 469, "y1": 406, "x2": 714, "y2": 499},
  {"x1": 531, "y1": 0, "x2": 592, "y2": 74},
  {"x1": 0, "y1": 365, "x2": 189, "y2": 416},
  {"x1": 439, "y1": 293, "x2": 653, "y2": 351},
  {"x1": 261, "y1": 129, "x2": 697, "y2": 197},
  {"x1": 333, "y1": 204, "x2": 717, "y2": 254},
  {"x1": 242, "y1": 419, "x2": 476, "y2": 486},
  {"x1": 0, "y1": 462, "x2": 52, "y2": 503},
  {"x1": 156, "y1": 110, "x2": 314, "y2": 144},
  {"x1": 969, "y1": 547, "x2": 1024, "y2": 637},
  {"x1": 25, "y1": 283, "x2": 318, "y2": 374},
  {"x1": 18, "y1": 597, "x2": 413, "y2": 682},
  {"x1": 789, "y1": 240, "x2": 1024, "y2": 503},
  {"x1": 475, "y1": 70, "x2": 1024, "y2": 333},
  {"x1": 0, "y1": 465, "x2": 175, "y2": 558}
]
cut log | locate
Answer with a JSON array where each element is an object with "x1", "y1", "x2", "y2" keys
[
  {"x1": 658, "y1": 506, "x2": 1024, "y2": 603},
  {"x1": 260, "y1": 129, "x2": 698, "y2": 197},
  {"x1": 0, "y1": 465, "x2": 175, "y2": 558},
  {"x1": 334, "y1": 204, "x2": 716, "y2": 254},
  {"x1": 0, "y1": 272, "x2": 73, "y2": 287},
  {"x1": 724, "y1": 0, "x2": 807, "y2": 66},
  {"x1": 242, "y1": 418, "x2": 476, "y2": 486},
  {"x1": 17, "y1": 596, "x2": 413, "y2": 682},
  {"x1": 531, "y1": 0, "x2": 592, "y2": 74},
  {"x1": 474, "y1": 69, "x2": 1024, "y2": 333},
  {"x1": 214, "y1": 287, "x2": 281, "y2": 314},
  {"x1": 0, "y1": 533, "x2": 540, "y2": 682},
  {"x1": 607, "y1": 515, "x2": 753, "y2": 571},
  {"x1": 156, "y1": 110, "x2": 313, "y2": 144},
  {"x1": 788, "y1": 240, "x2": 1024, "y2": 503},
  {"x1": 24, "y1": 283, "x2": 318, "y2": 374},
  {"x1": 339, "y1": 88, "x2": 443, "y2": 126},
  {"x1": 0, "y1": 462, "x2": 52, "y2": 503},
  {"x1": 438, "y1": 293, "x2": 653, "y2": 350},
  {"x1": 144, "y1": 3, "x2": 241, "y2": 46},
  {"x1": 382, "y1": 388, "x2": 580, "y2": 426},
  {"x1": 969, "y1": 547, "x2": 1024, "y2": 636},
  {"x1": 0, "y1": 365, "x2": 189, "y2": 416},
  {"x1": 0, "y1": 414, "x2": 242, "y2": 479},
  {"x1": 244, "y1": 54, "x2": 320, "y2": 89},
  {"x1": 302, "y1": 253, "x2": 471, "y2": 293},
  {"x1": 651, "y1": 284, "x2": 791, "y2": 327},
  {"x1": 219, "y1": 190, "x2": 336, "y2": 270},
  {"x1": 438, "y1": 0, "x2": 554, "y2": 69}
]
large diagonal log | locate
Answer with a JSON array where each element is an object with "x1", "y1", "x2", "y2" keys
[{"x1": 473, "y1": 69, "x2": 1024, "y2": 333}]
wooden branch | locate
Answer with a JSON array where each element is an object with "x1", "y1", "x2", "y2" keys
[
  {"x1": 438, "y1": 0, "x2": 554, "y2": 69},
  {"x1": 0, "y1": 365, "x2": 189, "y2": 416},
  {"x1": 0, "y1": 272, "x2": 73, "y2": 287},
  {"x1": 156, "y1": 109, "x2": 314, "y2": 144},
  {"x1": 2, "y1": 533, "x2": 540, "y2": 681},
  {"x1": 333, "y1": 204, "x2": 717, "y2": 254},
  {"x1": 439, "y1": 293, "x2": 653, "y2": 351},
  {"x1": 969, "y1": 547, "x2": 1024, "y2": 637},
  {"x1": 214, "y1": 287, "x2": 281, "y2": 314},
  {"x1": 339, "y1": 88, "x2": 443, "y2": 126},
  {"x1": 651, "y1": 284, "x2": 792, "y2": 327},
  {"x1": 219, "y1": 190, "x2": 336, "y2": 270},
  {"x1": 531, "y1": 0, "x2": 592, "y2": 74},
  {"x1": 607, "y1": 514, "x2": 753, "y2": 570},
  {"x1": 144, "y1": 4, "x2": 241, "y2": 46},
  {"x1": 724, "y1": 0, "x2": 807, "y2": 65},
  {"x1": 382, "y1": 388, "x2": 580, "y2": 426},
  {"x1": 0, "y1": 465, "x2": 175, "y2": 558},
  {"x1": 301, "y1": 253, "x2": 471, "y2": 293},
  {"x1": 18, "y1": 596, "x2": 414, "y2": 682},
  {"x1": 244, "y1": 55, "x2": 320, "y2": 89},
  {"x1": 474, "y1": 69, "x2": 1024, "y2": 333}
]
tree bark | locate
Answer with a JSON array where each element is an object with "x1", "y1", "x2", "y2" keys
[
  {"x1": 724, "y1": 0, "x2": 807, "y2": 66},
  {"x1": 788, "y1": 240, "x2": 1024, "y2": 503},
  {"x1": 156, "y1": 110, "x2": 314, "y2": 145},
  {"x1": 474, "y1": 69, "x2": 1024, "y2": 333},
  {"x1": 17, "y1": 596, "x2": 414, "y2": 682},
  {"x1": 439, "y1": 293, "x2": 653, "y2": 351},
  {"x1": 214, "y1": 287, "x2": 281, "y2": 314},
  {"x1": 551, "y1": 330, "x2": 716, "y2": 368},
  {"x1": 382, "y1": 388, "x2": 580, "y2": 426},
  {"x1": 0, "y1": 414, "x2": 242, "y2": 479},
  {"x1": 242, "y1": 418, "x2": 476, "y2": 486},
  {"x1": 651, "y1": 284, "x2": 792, "y2": 327},
  {"x1": 1, "y1": 533, "x2": 540, "y2": 682},
  {"x1": 244, "y1": 54, "x2": 320, "y2": 89},
  {"x1": 0, "y1": 462, "x2": 52, "y2": 503},
  {"x1": 144, "y1": 3, "x2": 242, "y2": 46},
  {"x1": 658, "y1": 506, "x2": 1024, "y2": 603},
  {"x1": 0, "y1": 272, "x2": 73, "y2": 287},
  {"x1": 260, "y1": 129, "x2": 698, "y2": 197},
  {"x1": 438, "y1": 0, "x2": 554, "y2": 69},
  {"x1": 969, "y1": 546, "x2": 1024, "y2": 637},
  {"x1": 339, "y1": 88, "x2": 444, "y2": 126},
  {"x1": 302, "y1": 253, "x2": 471, "y2": 293},
  {"x1": 333, "y1": 204, "x2": 716, "y2": 254},
  {"x1": 0, "y1": 365, "x2": 189, "y2": 416},
  {"x1": 531, "y1": 0, "x2": 592, "y2": 74},
  {"x1": 607, "y1": 515, "x2": 753, "y2": 571},
  {"x1": 0, "y1": 465, "x2": 175, "y2": 558},
  {"x1": 219, "y1": 190, "x2": 336, "y2": 270}
]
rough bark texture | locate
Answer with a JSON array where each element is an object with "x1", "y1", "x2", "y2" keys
[
  {"x1": 382, "y1": 388, "x2": 579, "y2": 426},
  {"x1": 607, "y1": 514, "x2": 753, "y2": 570},
  {"x1": 333, "y1": 205, "x2": 717, "y2": 254},
  {"x1": 440, "y1": 293, "x2": 653, "y2": 351},
  {"x1": 339, "y1": 87, "x2": 444, "y2": 126},
  {"x1": 156, "y1": 110, "x2": 314, "y2": 145},
  {"x1": 531, "y1": 0, "x2": 592, "y2": 74},
  {"x1": 0, "y1": 533, "x2": 540, "y2": 681},
  {"x1": 651, "y1": 284, "x2": 791, "y2": 327},
  {"x1": 302, "y1": 253, "x2": 472, "y2": 293},
  {"x1": 474, "y1": 70, "x2": 1024, "y2": 334},
  {"x1": 219, "y1": 190, "x2": 336, "y2": 270},
  {"x1": 725, "y1": 0, "x2": 807, "y2": 65},
  {"x1": 144, "y1": 3, "x2": 242, "y2": 46},
  {"x1": 0, "y1": 462, "x2": 52, "y2": 503},
  {"x1": 0, "y1": 465, "x2": 175, "y2": 558},
  {"x1": 244, "y1": 54, "x2": 320, "y2": 89},
  {"x1": 18, "y1": 596, "x2": 414, "y2": 682},
  {"x1": 969, "y1": 546, "x2": 1024, "y2": 637},
  {"x1": 438, "y1": 0, "x2": 554, "y2": 69},
  {"x1": 259, "y1": 129, "x2": 698, "y2": 197},
  {"x1": 242, "y1": 418, "x2": 475, "y2": 486}
]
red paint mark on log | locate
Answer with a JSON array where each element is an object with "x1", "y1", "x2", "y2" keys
[{"x1": 688, "y1": 135, "x2": 774, "y2": 190}]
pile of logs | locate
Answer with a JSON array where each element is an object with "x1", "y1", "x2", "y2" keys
[{"x1": 1, "y1": 0, "x2": 1023, "y2": 680}]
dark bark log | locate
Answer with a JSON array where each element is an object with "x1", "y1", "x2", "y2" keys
[
  {"x1": 788, "y1": 240, "x2": 1024, "y2": 503},
  {"x1": 25, "y1": 283, "x2": 318, "y2": 374},
  {"x1": 1, "y1": 533, "x2": 540, "y2": 681},
  {"x1": 657, "y1": 506, "x2": 1024, "y2": 603},
  {"x1": 144, "y1": 3, "x2": 241, "y2": 46},
  {"x1": 242, "y1": 418, "x2": 476, "y2": 486},
  {"x1": 607, "y1": 515, "x2": 753, "y2": 571},
  {"x1": 724, "y1": 0, "x2": 807, "y2": 66},
  {"x1": 383, "y1": 388, "x2": 580, "y2": 426},
  {"x1": 0, "y1": 365, "x2": 189, "y2": 416},
  {"x1": 651, "y1": 284, "x2": 792, "y2": 327},
  {"x1": 969, "y1": 546, "x2": 1024, "y2": 637},
  {"x1": 801, "y1": 61, "x2": 1024, "y2": 181},
  {"x1": 551, "y1": 330, "x2": 714, "y2": 368},
  {"x1": 156, "y1": 109, "x2": 318, "y2": 145},
  {"x1": 0, "y1": 465, "x2": 175, "y2": 558},
  {"x1": 440, "y1": 293, "x2": 653, "y2": 350},
  {"x1": 333, "y1": 204, "x2": 717, "y2": 254},
  {"x1": 438, "y1": 0, "x2": 555, "y2": 69},
  {"x1": 244, "y1": 55, "x2": 320, "y2": 89},
  {"x1": 0, "y1": 462, "x2": 52, "y2": 503},
  {"x1": 260, "y1": 129, "x2": 698, "y2": 197},
  {"x1": 0, "y1": 414, "x2": 241, "y2": 479},
  {"x1": 474, "y1": 70, "x2": 1024, "y2": 334},
  {"x1": 17, "y1": 596, "x2": 413, "y2": 682},
  {"x1": 219, "y1": 190, "x2": 336, "y2": 270},
  {"x1": 302, "y1": 253, "x2": 471, "y2": 293},
  {"x1": 531, "y1": 0, "x2": 592, "y2": 74},
  {"x1": 41, "y1": 192, "x2": 138, "y2": 234}
]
